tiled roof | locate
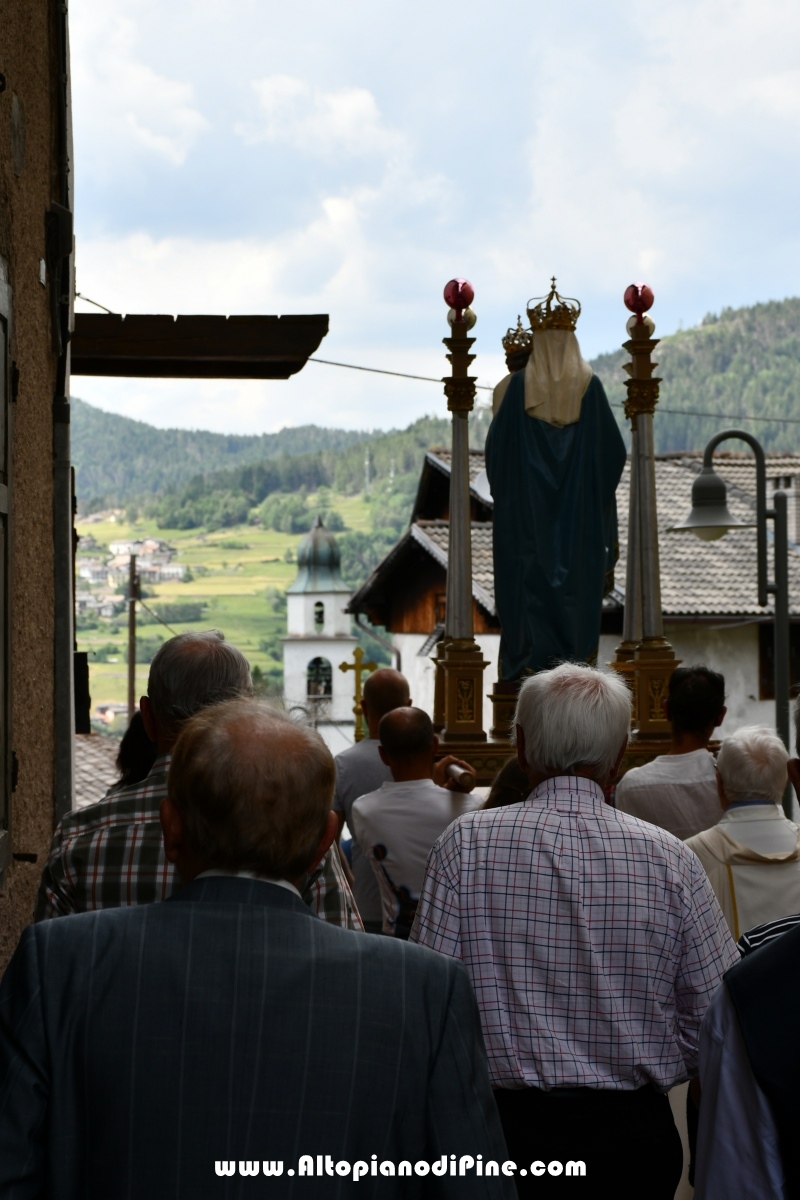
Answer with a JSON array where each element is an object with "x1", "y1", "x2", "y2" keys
[
  {"x1": 355, "y1": 449, "x2": 800, "y2": 622},
  {"x1": 74, "y1": 734, "x2": 120, "y2": 809},
  {"x1": 619, "y1": 458, "x2": 800, "y2": 617},
  {"x1": 426, "y1": 448, "x2": 486, "y2": 485},
  {"x1": 660, "y1": 451, "x2": 800, "y2": 497},
  {"x1": 412, "y1": 520, "x2": 495, "y2": 614}
]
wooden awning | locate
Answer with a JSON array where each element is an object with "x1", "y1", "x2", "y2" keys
[{"x1": 71, "y1": 313, "x2": 329, "y2": 379}]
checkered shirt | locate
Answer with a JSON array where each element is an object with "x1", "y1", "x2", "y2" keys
[
  {"x1": 410, "y1": 775, "x2": 738, "y2": 1091},
  {"x1": 34, "y1": 754, "x2": 363, "y2": 930}
]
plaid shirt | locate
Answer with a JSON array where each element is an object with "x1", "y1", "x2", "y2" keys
[
  {"x1": 410, "y1": 775, "x2": 738, "y2": 1091},
  {"x1": 34, "y1": 754, "x2": 363, "y2": 930}
]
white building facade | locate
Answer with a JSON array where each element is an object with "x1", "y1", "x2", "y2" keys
[{"x1": 283, "y1": 516, "x2": 357, "y2": 754}]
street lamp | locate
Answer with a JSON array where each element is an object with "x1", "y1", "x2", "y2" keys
[{"x1": 669, "y1": 428, "x2": 791, "y2": 811}]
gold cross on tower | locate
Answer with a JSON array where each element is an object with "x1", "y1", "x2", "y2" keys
[{"x1": 339, "y1": 647, "x2": 377, "y2": 742}]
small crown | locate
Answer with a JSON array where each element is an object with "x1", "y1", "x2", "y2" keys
[
  {"x1": 501, "y1": 315, "x2": 533, "y2": 355},
  {"x1": 526, "y1": 277, "x2": 581, "y2": 332}
]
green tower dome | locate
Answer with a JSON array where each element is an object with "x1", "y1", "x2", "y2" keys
[{"x1": 286, "y1": 515, "x2": 351, "y2": 595}]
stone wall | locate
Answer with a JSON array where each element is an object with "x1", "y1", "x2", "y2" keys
[{"x1": 0, "y1": 0, "x2": 61, "y2": 970}]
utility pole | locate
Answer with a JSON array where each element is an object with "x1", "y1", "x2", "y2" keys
[{"x1": 127, "y1": 554, "x2": 139, "y2": 724}]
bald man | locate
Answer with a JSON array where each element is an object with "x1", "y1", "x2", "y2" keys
[
  {"x1": 334, "y1": 671, "x2": 474, "y2": 932},
  {"x1": 351, "y1": 707, "x2": 477, "y2": 939}
]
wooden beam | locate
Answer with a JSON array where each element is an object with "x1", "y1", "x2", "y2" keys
[{"x1": 71, "y1": 313, "x2": 329, "y2": 379}]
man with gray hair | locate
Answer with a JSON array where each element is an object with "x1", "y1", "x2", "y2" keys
[
  {"x1": 3, "y1": 699, "x2": 512, "y2": 1196},
  {"x1": 412, "y1": 662, "x2": 737, "y2": 1197},
  {"x1": 34, "y1": 631, "x2": 360, "y2": 928},
  {"x1": 685, "y1": 725, "x2": 800, "y2": 940}
]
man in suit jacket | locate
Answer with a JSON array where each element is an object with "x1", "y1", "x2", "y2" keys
[{"x1": 0, "y1": 699, "x2": 512, "y2": 1199}]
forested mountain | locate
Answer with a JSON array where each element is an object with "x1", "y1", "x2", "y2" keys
[
  {"x1": 141, "y1": 410, "x2": 491, "y2": 532},
  {"x1": 594, "y1": 297, "x2": 800, "y2": 453},
  {"x1": 74, "y1": 296, "x2": 800, "y2": 514},
  {"x1": 71, "y1": 398, "x2": 372, "y2": 510}
]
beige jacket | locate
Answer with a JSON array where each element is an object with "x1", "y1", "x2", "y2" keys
[{"x1": 686, "y1": 807, "x2": 800, "y2": 940}]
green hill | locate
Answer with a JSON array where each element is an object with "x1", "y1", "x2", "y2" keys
[
  {"x1": 71, "y1": 397, "x2": 373, "y2": 510},
  {"x1": 591, "y1": 297, "x2": 800, "y2": 453},
  {"x1": 73, "y1": 296, "x2": 800, "y2": 514}
]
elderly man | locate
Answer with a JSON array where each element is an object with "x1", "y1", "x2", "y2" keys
[
  {"x1": 34, "y1": 630, "x2": 359, "y2": 929},
  {"x1": 351, "y1": 707, "x2": 475, "y2": 938},
  {"x1": 615, "y1": 665, "x2": 726, "y2": 839},
  {"x1": 0, "y1": 700, "x2": 512, "y2": 1198},
  {"x1": 685, "y1": 725, "x2": 800, "y2": 940},
  {"x1": 411, "y1": 663, "x2": 737, "y2": 1198}
]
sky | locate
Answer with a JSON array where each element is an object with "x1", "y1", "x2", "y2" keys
[{"x1": 70, "y1": 0, "x2": 800, "y2": 435}]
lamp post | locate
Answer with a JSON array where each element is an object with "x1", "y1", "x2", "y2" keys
[{"x1": 669, "y1": 429, "x2": 791, "y2": 812}]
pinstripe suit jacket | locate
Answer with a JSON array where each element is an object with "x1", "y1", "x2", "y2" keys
[{"x1": 0, "y1": 876, "x2": 512, "y2": 1199}]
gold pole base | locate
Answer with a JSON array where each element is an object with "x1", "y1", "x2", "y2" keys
[
  {"x1": 434, "y1": 741, "x2": 516, "y2": 787},
  {"x1": 489, "y1": 679, "x2": 518, "y2": 743},
  {"x1": 441, "y1": 637, "x2": 488, "y2": 743},
  {"x1": 610, "y1": 639, "x2": 681, "y2": 762}
]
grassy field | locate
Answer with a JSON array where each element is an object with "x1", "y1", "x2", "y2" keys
[{"x1": 77, "y1": 489, "x2": 373, "y2": 716}]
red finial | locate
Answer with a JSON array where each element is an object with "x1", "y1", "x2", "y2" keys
[
  {"x1": 624, "y1": 282, "x2": 655, "y2": 324},
  {"x1": 444, "y1": 278, "x2": 475, "y2": 322}
]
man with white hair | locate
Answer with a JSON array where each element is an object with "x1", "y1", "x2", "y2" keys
[
  {"x1": 685, "y1": 725, "x2": 800, "y2": 940},
  {"x1": 411, "y1": 662, "x2": 737, "y2": 1198}
]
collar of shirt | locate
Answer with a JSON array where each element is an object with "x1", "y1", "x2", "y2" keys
[
  {"x1": 194, "y1": 868, "x2": 302, "y2": 898},
  {"x1": 529, "y1": 775, "x2": 606, "y2": 809},
  {"x1": 379, "y1": 778, "x2": 444, "y2": 792},
  {"x1": 723, "y1": 803, "x2": 787, "y2": 821}
]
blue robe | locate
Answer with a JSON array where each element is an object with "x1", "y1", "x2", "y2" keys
[{"x1": 485, "y1": 371, "x2": 626, "y2": 680}]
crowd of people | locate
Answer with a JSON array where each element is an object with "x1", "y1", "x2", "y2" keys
[{"x1": 1, "y1": 633, "x2": 798, "y2": 1197}]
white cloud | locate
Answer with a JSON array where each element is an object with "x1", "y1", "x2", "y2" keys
[
  {"x1": 69, "y1": 0, "x2": 800, "y2": 431},
  {"x1": 237, "y1": 76, "x2": 401, "y2": 160},
  {"x1": 71, "y1": 9, "x2": 209, "y2": 172}
]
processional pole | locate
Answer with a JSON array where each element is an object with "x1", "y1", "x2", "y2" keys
[
  {"x1": 432, "y1": 279, "x2": 487, "y2": 743},
  {"x1": 611, "y1": 284, "x2": 679, "y2": 750}
]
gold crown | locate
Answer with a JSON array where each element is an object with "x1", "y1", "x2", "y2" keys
[
  {"x1": 526, "y1": 277, "x2": 581, "y2": 332},
  {"x1": 501, "y1": 315, "x2": 533, "y2": 355}
]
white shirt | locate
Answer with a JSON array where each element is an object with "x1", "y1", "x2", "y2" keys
[
  {"x1": 195, "y1": 869, "x2": 302, "y2": 898},
  {"x1": 351, "y1": 779, "x2": 468, "y2": 934},
  {"x1": 696, "y1": 984, "x2": 785, "y2": 1198},
  {"x1": 615, "y1": 748, "x2": 721, "y2": 839},
  {"x1": 333, "y1": 739, "x2": 392, "y2": 923}
]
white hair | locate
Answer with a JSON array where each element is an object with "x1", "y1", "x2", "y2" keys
[
  {"x1": 514, "y1": 662, "x2": 632, "y2": 783},
  {"x1": 716, "y1": 725, "x2": 788, "y2": 804}
]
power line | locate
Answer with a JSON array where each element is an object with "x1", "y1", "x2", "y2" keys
[
  {"x1": 311, "y1": 355, "x2": 800, "y2": 427},
  {"x1": 309, "y1": 356, "x2": 494, "y2": 392},
  {"x1": 137, "y1": 598, "x2": 178, "y2": 637},
  {"x1": 75, "y1": 292, "x2": 118, "y2": 315},
  {"x1": 74, "y1": 298, "x2": 800, "y2": 428}
]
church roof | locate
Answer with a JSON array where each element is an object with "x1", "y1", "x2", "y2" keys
[
  {"x1": 286, "y1": 515, "x2": 351, "y2": 595},
  {"x1": 351, "y1": 449, "x2": 800, "y2": 623}
]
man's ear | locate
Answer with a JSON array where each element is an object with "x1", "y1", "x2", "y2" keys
[
  {"x1": 140, "y1": 696, "x2": 157, "y2": 744},
  {"x1": 159, "y1": 797, "x2": 184, "y2": 863},
  {"x1": 715, "y1": 706, "x2": 727, "y2": 730},
  {"x1": 306, "y1": 811, "x2": 338, "y2": 873},
  {"x1": 378, "y1": 745, "x2": 390, "y2": 767},
  {"x1": 432, "y1": 734, "x2": 439, "y2": 756}
]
